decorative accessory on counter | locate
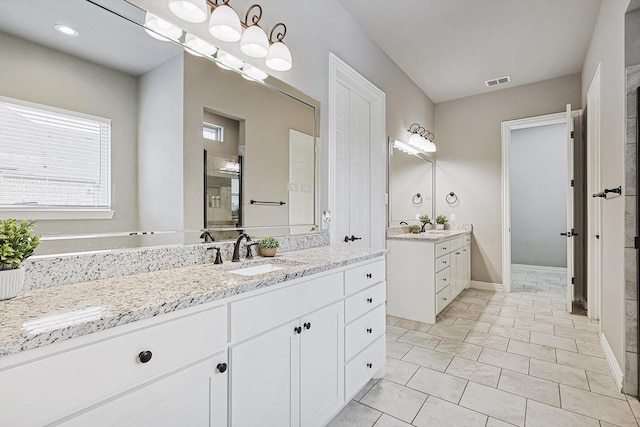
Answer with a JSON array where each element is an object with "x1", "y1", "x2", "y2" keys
[
  {"x1": 257, "y1": 236, "x2": 279, "y2": 257},
  {"x1": 419, "y1": 214, "x2": 432, "y2": 232},
  {"x1": 407, "y1": 123, "x2": 437, "y2": 153},
  {"x1": 408, "y1": 225, "x2": 421, "y2": 234},
  {"x1": 0, "y1": 219, "x2": 40, "y2": 300},
  {"x1": 445, "y1": 191, "x2": 458, "y2": 205},
  {"x1": 412, "y1": 193, "x2": 423, "y2": 206},
  {"x1": 435, "y1": 215, "x2": 448, "y2": 230}
]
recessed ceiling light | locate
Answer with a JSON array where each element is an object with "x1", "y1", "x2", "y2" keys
[{"x1": 54, "y1": 24, "x2": 79, "y2": 37}]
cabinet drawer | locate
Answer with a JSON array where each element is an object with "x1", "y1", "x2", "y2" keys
[
  {"x1": 345, "y1": 258, "x2": 386, "y2": 296},
  {"x1": 435, "y1": 253, "x2": 450, "y2": 272},
  {"x1": 436, "y1": 286, "x2": 451, "y2": 314},
  {"x1": 435, "y1": 267, "x2": 451, "y2": 293},
  {"x1": 230, "y1": 272, "x2": 343, "y2": 342},
  {"x1": 345, "y1": 282, "x2": 386, "y2": 324},
  {"x1": 345, "y1": 304, "x2": 385, "y2": 361},
  {"x1": 0, "y1": 306, "x2": 227, "y2": 427},
  {"x1": 345, "y1": 336, "x2": 385, "y2": 399},
  {"x1": 435, "y1": 241, "x2": 453, "y2": 257},
  {"x1": 450, "y1": 237, "x2": 463, "y2": 251}
]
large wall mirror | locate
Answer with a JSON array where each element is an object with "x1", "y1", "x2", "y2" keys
[
  {"x1": 388, "y1": 137, "x2": 434, "y2": 226},
  {"x1": 0, "y1": 0, "x2": 319, "y2": 255}
]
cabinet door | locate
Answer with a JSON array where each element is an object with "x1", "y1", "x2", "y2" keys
[
  {"x1": 461, "y1": 245, "x2": 471, "y2": 289},
  {"x1": 450, "y1": 250, "x2": 460, "y2": 298},
  {"x1": 59, "y1": 355, "x2": 227, "y2": 427},
  {"x1": 299, "y1": 302, "x2": 345, "y2": 427},
  {"x1": 230, "y1": 320, "x2": 300, "y2": 427}
]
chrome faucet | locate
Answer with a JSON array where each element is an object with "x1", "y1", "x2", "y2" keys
[{"x1": 232, "y1": 233, "x2": 251, "y2": 262}]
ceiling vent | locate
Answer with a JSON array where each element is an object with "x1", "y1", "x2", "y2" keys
[{"x1": 485, "y1": 75, "x2": 511, "y2": 87}]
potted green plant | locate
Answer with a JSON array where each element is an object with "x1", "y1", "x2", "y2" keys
[
  {"x1": 0, "y1": 219, "x2": 40, "y2": 300},
  {"x1": 258, "y1": 236, "x2": 280, "y2": 257},
  {"x1": 435, "y1": 215, "x2": 448, "y2": 230},
  {"x1": 408, "y1": 224, "x2": 421, "y2": 234},
  {"x1": 419, "y1": 214, "x2": 432, "y2": 232}
]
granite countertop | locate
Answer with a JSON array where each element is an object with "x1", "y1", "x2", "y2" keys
[
  {"x1": 386, "y1": 229, "x2": 471, "y2": 242},
  {"x1": 0, "y1": 246, "x2": 385, "y2": 358}
]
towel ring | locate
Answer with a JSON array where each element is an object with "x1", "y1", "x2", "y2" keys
[
  {"x1": 412, "y1": 193, "x2": 423, "y2": 206},
  {"x1": 446, "y1": 192, "x2": 458, "y2": 205}
]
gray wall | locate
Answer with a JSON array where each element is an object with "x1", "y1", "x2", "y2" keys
[
  {"x1": 581, "y1": 0, "x2": 630, "y2": 386},
  {"x1": 0, "y1": 31, "x2": 139, "y2": 237},
  {"x1": 434, "y1": 74, "x2": 582, "y2": 284},
  {"x1": 510, "y1": 123, "x2": 567, "y2": 268}
]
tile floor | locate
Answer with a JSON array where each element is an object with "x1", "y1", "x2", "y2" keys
[{"x1": 328, "y1": 266, "x2": 640, "y2": 427}]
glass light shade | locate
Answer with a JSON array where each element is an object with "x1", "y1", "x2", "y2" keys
[
  {"x1": 265, "y1": 41, "x2": 292, "y2": 71},
  {"x1": 54, "y1": 24, "x2": 79, "y2": 36},
  {"x1": 168, "y1": 0, "x2": 208, "y2": 23},
  {"x1": 426, "y1": 140, "x2": 437, "y2": 152},
  {"x1": 184, "y1": 33, "x2": 218, "y2": 57},
  {"x1": 144, "y1": 12, "x2": 183, "y2": 41},
  {"x1": 216, "y1": 50, "x2": 244, "y2": 70},
  {"x1": 241, "y1": 64, "x2": 268, "y2": 82},
  {"x1": 208, "y1": 4, "x2": 242, "y2": 42},
  {"x1": 240, "y1": 25, "x2": 269, "y2": 58},
  {"x1": 393, "y1": 140, "x2": 419, "y2": 155},
  {"x1": 407, "y1": 133, "x2": 425, "y2": 149}
]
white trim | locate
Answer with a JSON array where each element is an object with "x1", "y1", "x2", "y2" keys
[
  {"x1": 600, "y1": 332, "x2": 624, "y2": 391},
  {"x1": 511, "y1": 264, "x2": 568, "y2": 274},
  {"x1": 501, "y1": 111, "x2": 572, "y2": 295},
  {"x1": 328, "y1": 53, "x2": 386, "y2": 249},
  {"x1": 0, "y1": 209, "x2": 115, "y2": 221},
  {"x1": 470, "y1": 280, "x2": 504, "y2": 292}
]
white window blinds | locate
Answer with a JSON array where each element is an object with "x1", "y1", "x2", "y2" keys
[{"x1": 0, "y1": 97, "x2": 111, "y2": 209}]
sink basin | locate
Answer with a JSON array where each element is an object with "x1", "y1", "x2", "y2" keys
[{"x1": 229, "y1": 263, "x2": 295, "y2": 277}]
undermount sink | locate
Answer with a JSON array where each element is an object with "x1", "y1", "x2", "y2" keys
[{"x1": 228, "y1": 263, "x2": 296, "y2": 277}]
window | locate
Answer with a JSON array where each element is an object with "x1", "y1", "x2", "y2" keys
[
  {"x1": 0, "y1": 97, "x2": 111, "y2": 217},
  {"x1": 203, "y1": 122, "x2": 224, "y2": 142}
]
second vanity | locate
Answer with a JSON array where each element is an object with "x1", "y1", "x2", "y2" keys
[
  {"x1": 0, "y1": 246, "x2": 386, "y2": 427},
  {"x1": 387, "y1": 228, "x2": 471, "y2": 324}
]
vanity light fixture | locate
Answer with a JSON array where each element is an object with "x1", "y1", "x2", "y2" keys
[
  {"x1": 407, "y1": 123, "x2": 437, "y2": 153},
  {"x1": 54, "y1": 24, "x2": 79, "y2": 37},
  {"x1": 144, "y1": 12, "x2": 183, "y2": 41},
  {"x1": 265, "y1": 23, "x2": 292, "y2": 71},
  {"x1": 168, "y1": 0, "x2": 209, "y2": 23},
  {"x1": 241, "y1": 63, "x2": 268, "y2": 82},
  {"x1": 184, "y1": 33, "x2": 218, "y2": 57},
  {"x1": 208, "y1": 0, "x2": 242, "y2": 42},
  {"x1": 240, "y1": 5, "x2": 269, "y2": 58},
  {"x1": 393, "y1": 139, "x2": 419, "y2": 156},
  {"x1": 216, "y1": 49, "x2": 244, "y2": 70}
]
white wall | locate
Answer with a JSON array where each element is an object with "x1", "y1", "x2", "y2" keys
[
  {"x1": 581, "y1": 0, "x2": 630, "y2": 385},
  {"x1": 510, "y1": 124, "x2": 567, "y2": 268},
  {"x1": 434, "y1": 74, "x2": 582, "y2": 283}
]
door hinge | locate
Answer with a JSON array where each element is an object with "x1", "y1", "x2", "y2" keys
[
  {"x1": 571, "y1": 179, "x2": 575, "y2": 187},
  {"x1": 571, "y1": 131, "x2": 574, "y2": 138},
  {"x1": 635, "y1": 236, "x2": 640, "y2": 249},
  {"x1": 571, "y1": 277, "x2": 575, "y2": 285}
]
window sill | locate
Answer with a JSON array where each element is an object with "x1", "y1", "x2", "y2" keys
[{"x1": 0, "y1": 209, "x2": 115, "y2": 221}]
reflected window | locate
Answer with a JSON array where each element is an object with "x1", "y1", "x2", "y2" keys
[
  {"x1": 203, "y1": 122, "x2": 224, "y2": 142},
  {"x1": 0, "y1": 97, "x2": 111, "y2": 210}
]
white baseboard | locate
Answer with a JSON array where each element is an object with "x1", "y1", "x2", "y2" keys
[
  {"x1": 511, "y1": 264, "x2": 568, "y2": 274},
  {"x1": 600, "y1": 332, "x2": 624, "y2": 391},
  {"x1": 469, "y1": 280, "x2": 504, "y2": 292}
]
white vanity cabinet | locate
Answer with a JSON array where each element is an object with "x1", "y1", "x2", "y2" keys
[
  {"x1": 0, "y1": 304, "x2": 229, "y2": 427},
  {"x1": 387, "y1": 233, "x2": 471, "y2": 324}
]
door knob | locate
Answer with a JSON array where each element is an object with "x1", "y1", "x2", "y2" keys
[
  {"x1": 560, "y1": 232, "x2": 568, "y2": 236},
  {"x1": 344, "y1": 235, "x2": 363, "y2": 242}
]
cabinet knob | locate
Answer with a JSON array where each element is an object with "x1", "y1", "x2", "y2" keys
[
  {"x1": 138, "y1": 351, "x2": 153, "y2": 364},
  {"x1": 366, "y1": 297, "x2": 373, "y2": 303},
  {"x1": 456, "y1": 252, "x2": 461, "y2": 255},
  {"x1": 303, "y1": 322, "x2": 311, "y2": 330},
  {"x1": 294, "y1": 326, "x2": 302, "y2": 334},
  {"x1": 367, "y1": 363, "x2": 373, "y2": 369},
  {"x1": 366, "y1": 328, "x2": 373, "y2": 334},
  {"x1": 217, "y1": 362, "x2": 228, "y2": 373},
  {"x1": 443, "y1": 297, "x2": 448, "y2": 301},
  {"x1": 443, "y1": 261, "x2": 447, "y2": 264},
  {"x1": 366, "y1": 273, "x2": 372, "y2": 279},
  {"x1": 443, "y1": 247, "x2": 447, "y2": 250},
  {"x1": 442, "y1": 278, "x2": 447, "y2": 281}
]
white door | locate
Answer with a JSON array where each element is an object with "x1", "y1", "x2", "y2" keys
[
  {"x1": 587, "y1": 65, "x2": 602, "y2": 320},
  {"x1": 565, "y1": 104, "x2": 575, "y2": 312},
  {"x1": 334, "y1": 83, "x2": 371, "y2": 247},
  {"x1": 299, "y1": 302, "x2": 344, "y2": 427},
  {"x1": 289, "y1": 129, "x2": 315, "y2": 235},
  {"x1": 230, "y1": 320, "x2": 299, "y2": 427}
]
